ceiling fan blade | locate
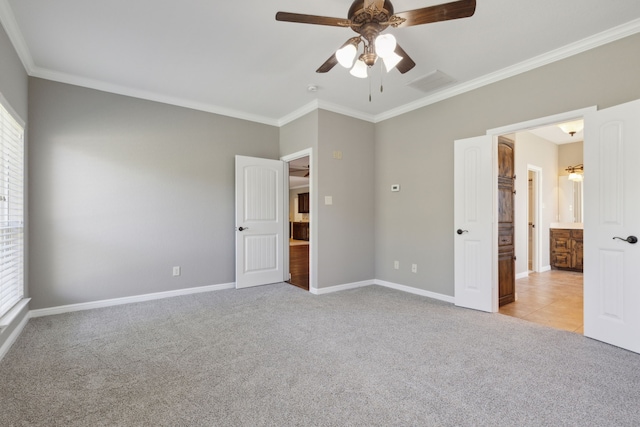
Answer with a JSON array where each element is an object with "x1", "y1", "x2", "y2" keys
[
  {"x1": 276, "y1": 12, "x2": 350, "y2": 27},
  {"x1": 316, "y1": 54, "x2": 339, "y2": 73},
  {"x1": 393, "y1": 0, "x2": 476, "y2": 28},
  {"x1": 394, "y1": 44, "x2": 416, "y2": 74},
  {"x1": 316, "y1": 37, "x2": 361, "y2": 73}
]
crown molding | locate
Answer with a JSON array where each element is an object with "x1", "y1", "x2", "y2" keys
[
  {"x1": 277, "y1": 100, "x2": 320, "y2": 127},
  {"x1": 29, "y1": 66, "x2": 280, "y2": 127},
  {"x1": 277, "y1": 100, "x2": 376, "y2": 127},
  {"x1": 0, "y1": 0, "x2": 34, "y2": 73},
  {"x1": 317, "y1": 100, "x2": 376, "y2": 123},
  {"x1": 373, "y1": 17, "x2": 640, "y2": 123}
]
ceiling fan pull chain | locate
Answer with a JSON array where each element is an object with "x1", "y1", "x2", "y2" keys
[
  {"x1": 369, "y1": 74, "x2": 372, "y2": 102},
  {"x1": 380, "y1": 61, "x2": 384, "y2": 93}
]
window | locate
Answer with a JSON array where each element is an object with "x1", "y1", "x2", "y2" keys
[{"x1": 0, "y1": 96, "x2": 24, "y2": 319}]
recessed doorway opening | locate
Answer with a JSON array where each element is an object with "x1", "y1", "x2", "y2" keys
[{"x1": 286, "y1": 155, "x2": 310, "y2": 291}]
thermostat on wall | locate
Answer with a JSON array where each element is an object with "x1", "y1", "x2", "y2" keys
[{"x1": 391, "y1": 184, "x2": 400, "y2": 192}]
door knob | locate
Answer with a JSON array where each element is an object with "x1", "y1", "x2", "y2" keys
[
  {"x1": 613, "y1": 235, "x2": 638, "y2": 244},
  {"x1": 456, "y1": 229, "x2": 469, "y2": 235},
  {"x1": 238, "y1": 226, "x2": 249, "y2": 231}
]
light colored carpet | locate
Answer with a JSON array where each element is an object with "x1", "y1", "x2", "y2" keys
[{"x1": 1, "y1": 284, "x2": 639, "y2": 426}]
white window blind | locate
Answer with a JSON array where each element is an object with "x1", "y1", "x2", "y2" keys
[{"x1": 0, "y1": 98, "x2": 24, "y2": 319}]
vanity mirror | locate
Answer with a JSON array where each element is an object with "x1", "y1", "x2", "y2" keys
[{"x1": 558, "y1": 175, "x2": 583, "y2": 223}]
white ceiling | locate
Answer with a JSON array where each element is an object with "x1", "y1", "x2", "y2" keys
[{"x1": 2, "y1": 0, "x2": 640, "y2": 126}]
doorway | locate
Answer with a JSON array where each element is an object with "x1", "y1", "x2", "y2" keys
[
  {"x1": 285, "y1": 154, "x2": 311, "y2": 291},
  {"x1": 496, "y1": 120, "x2": 585, "y2": 333}
]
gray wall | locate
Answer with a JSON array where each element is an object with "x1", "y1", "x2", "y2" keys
[
  {"x1": 317, "y1": 110, "x2": 375, "y2": 288},
  {"x1": 0, "y1": 25, "x2": 27, "y2": 120},
  {"x1": 280, "y1": 112, "x2": 319, "y2": 288},
  {"x1": 375, "y1": 32, "x2": 640, "y2": 297},
  {"x1": 28, "y1": 78, "x2": 279, "y2": 309},
  {"x1": 0, "y1": 24, "x2": 29, "y2": 349},
  {"x1": 280, "y1": 110, "x2": 375, "y2": 290}
]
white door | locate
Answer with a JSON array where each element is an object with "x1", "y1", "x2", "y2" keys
[
  {"x1": 235, "y1": 155, "x2": 286, "y2": 289},
  {"x1": 584, "y1": 99, "x2": 640, "y2": 353},
  {"x1": 454, "y1": 135, "x2": 496, "y2": 312}
]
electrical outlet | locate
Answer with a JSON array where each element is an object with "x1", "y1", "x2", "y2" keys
[
  {"x1": 172, "y1": 266, "x2": 181, "y2": 276},
  {"x1": 394, "y1": 261, "x2": 399, "y2": 270},
  {"x1": 411, "y1": 264, "x2": 417, "y2": 273}
]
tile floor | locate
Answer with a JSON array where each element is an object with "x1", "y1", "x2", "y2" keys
[{"x1": 499, "y1": 270, "x2": 584, "y2": 334}]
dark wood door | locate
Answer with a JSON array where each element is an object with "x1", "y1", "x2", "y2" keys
[{"x1": 498, "y1": 137, "x2": 515, "y2": 306}]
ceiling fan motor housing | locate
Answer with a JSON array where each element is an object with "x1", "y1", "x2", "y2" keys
[
  {"x1": 348, "y1": 0, "x2": 394, "y2": 23},
  {"x1": 348, "y1": 0, "x2": 396, "y2": 62}
]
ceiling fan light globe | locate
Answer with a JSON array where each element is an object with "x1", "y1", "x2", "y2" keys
[
  {"x1": 336, "y1": 44, "x2": 357, "y2": 68},
  {"x1": 382, "y1": 52, "x2": 403, "y2": 72},
  {"x1": 375, "y1": 34, "x2": 397, "y2": 58},
  {"x1": 350, "y1": 59, "x2": 368, "y2": 78}
]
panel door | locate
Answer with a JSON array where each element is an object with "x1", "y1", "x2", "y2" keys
[
  {"x1": 235, "y1": 156, "x2": 286, "y2": 289},
  {"x1": 454, "y1": 135, "x2": 496, "y2": 312},
  {"x1": 584, "y1": 99, "x2": 640, "y2": 353}
]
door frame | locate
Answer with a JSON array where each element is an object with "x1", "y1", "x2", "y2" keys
[
  {"x1": 486, "y1": 106, "x2": 596, "y2": 311},
  {"x1": 281, "y1": 148, "x2": 316, "y2": 292},
  {"x1": 526, "y1": 165, "x2": 542, "y2": 274}
]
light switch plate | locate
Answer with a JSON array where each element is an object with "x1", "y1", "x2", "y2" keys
[
  {"x1": 391, "y1": 184, "x2": 400, "y2": 192},
  {"x1": 325, "y1": 196, "x2": 333, "y2": 205}
]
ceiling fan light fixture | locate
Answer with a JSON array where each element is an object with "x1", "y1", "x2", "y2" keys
[
  {"x1": 350, "y1": 59, "x2": 368, "y2": 78},
  {"x1": 382, "y1": 51, "x2": 403, "y2": 72},
  {"x1": 336, "y1": 43, "x2": 357, "y2": 68},
  {"x1": 375, "y1": 34, "x2": 397, "y2": 58}
]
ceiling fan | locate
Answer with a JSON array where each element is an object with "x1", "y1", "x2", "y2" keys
[
  {"x1": 276, "y1": 0, "x2": 476, "y2": 78},
  {"x1": 289, "y1": 164, "x2": 310, "y2": 178}
]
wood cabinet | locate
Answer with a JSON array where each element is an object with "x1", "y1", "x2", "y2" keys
[
  {"x1": 298, "y1": 192, "x2": 309, "y2": 213},
  {"x1": 292, "y1": 222, "x2": 309, "y2": 241},
  {"x1": 550, "y1": 228, "x2": 583, "y2": 272}
]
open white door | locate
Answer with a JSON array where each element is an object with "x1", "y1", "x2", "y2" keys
[
  {"x1": 454, "y1": 135, "x2": 496, "y2": 312},
  {"x1": 235, "y1": 155, "x2": 286, "y2": 289},
  {"x1": 584, "y1": 99, "x2": 640, "y2": 353}
]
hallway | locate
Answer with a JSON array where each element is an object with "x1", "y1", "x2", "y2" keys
[{"x1": 499, "y1": 270, "x2": 583, "y2": 333}]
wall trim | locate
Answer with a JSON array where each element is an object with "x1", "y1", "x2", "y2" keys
[
  {"x1": 29, "y1": 282, "x2": 235, "y2": 318},
  {"x1": 374, "y1": 280, "x2": 455, "y2": 303},
  {"x1": 516, "y1": 272, "x2": 529, "y2": 280},
  {"x1": 309, "y1": 280, "x2": 374, "y2": 295},
  {"x1": 0, "y1": 307, "x2": 30, "y2": 362}
]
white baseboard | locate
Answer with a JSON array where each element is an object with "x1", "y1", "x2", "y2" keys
[
  {"x1": 374, "y1": 280, "x2": 455, "y2": 304},
  {"x1": 0, "y1": 308, "x2": 30, "y2": 362},
  {"x1": 540, "y1": 265, "x2": 551, "y2": 272},
  {"x1": 516, "y1": 271, "x2": 529, "y2": 280},
  {"x1": 29, "y1": 282, "x2": 236, "y2": 318},
  {"x1": 309, "y1": 280, "x2": 374, "y2": 295}
]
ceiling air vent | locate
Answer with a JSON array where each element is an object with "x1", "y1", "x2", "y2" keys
[{"x1": 406, "y1": 70, "x2": 456, "y2": 93}]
